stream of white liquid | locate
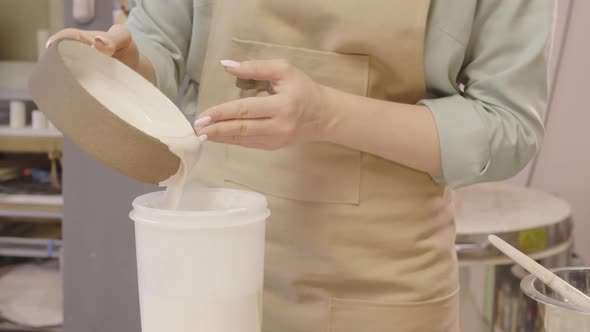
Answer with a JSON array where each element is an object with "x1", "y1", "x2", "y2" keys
[
  {"x1": 158, "y1": 135, "x2": 203, "y2": 210},
  {"x1": 141, "y1": 136, "x2": 264, "y2": 332}
]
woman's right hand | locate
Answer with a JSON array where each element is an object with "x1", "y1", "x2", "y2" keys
[{"x1": 46, "y1": 24, "x2": 154, "y2": 82}]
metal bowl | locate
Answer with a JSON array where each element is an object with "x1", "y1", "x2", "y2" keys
[{"x1": 521, "y1": 267, "x2": 590, "y2": 331}]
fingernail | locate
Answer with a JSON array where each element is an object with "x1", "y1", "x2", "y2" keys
[
  {"x1": 220, "y1": 60, "x2": 240, "y2": 68},
  {"x1": 199, "y1": 134, "x2": 208, "y2": 143},
  {"x1": 94, "y1": 35, "x2": 110, "y2": 47},
  {"x1": 45, "y1": 39, "x2": 53, "y2": 48},
  {"x1": 193, "y1": 116, "x2": 212, "y2": 128}
]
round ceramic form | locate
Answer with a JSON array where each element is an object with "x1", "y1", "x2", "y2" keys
[
  {"x1": 28, "y1": 39, "x2": 195, "y2": 184},
  {"x1": 454, "y1": 182, "x2": 572, "y2": 264}
]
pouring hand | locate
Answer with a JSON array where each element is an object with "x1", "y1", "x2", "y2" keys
[
  {"x1": 194, "y1": 59, "x2": 330, "y2": 150},
  {"x1": 46, "y1": 25, "x2": 155, "y2": 84},
  {"x1": 195, "y1": 60, "x2": 444, "y2": 176}
]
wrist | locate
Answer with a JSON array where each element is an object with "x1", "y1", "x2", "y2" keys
[{"x1": 316, "y1": 85, "x2": 342, "y2": 143}]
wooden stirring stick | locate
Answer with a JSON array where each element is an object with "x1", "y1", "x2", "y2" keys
[{"x1": 488, "y1": 235, "x2": 590, "y2": 311}]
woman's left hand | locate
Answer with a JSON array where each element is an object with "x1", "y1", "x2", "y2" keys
[{"x1": 194, "y1": 59, "x2": 328, "y2": 150}]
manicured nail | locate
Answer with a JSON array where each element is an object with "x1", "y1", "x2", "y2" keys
[
  {"x1": 45, "y1": 39, "x2": 53, "y2": 48},
  {"x1": 94, "y1": 35, "x2": 110, "y2": 47},
  {"x1": 193, "y1": 116, "x2": 212, "y2": 128},
  {"x1": 220, "y1": 60, "x2": 240, "y2": 68},
  {"x1": 199, "y1": 134, "x2": 208, "y2": 143}
]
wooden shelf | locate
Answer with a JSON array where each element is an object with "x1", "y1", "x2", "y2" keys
[
  {"x1": 0, "y1": 210, "x2": 62, "y2": 220},
  {"x1": 0, "y1": 322, "x2": 61, "y2": 332},
  {"x1": 0, "y1": 128, "x2": 62, "y2": 138},
  {"x1": 0, "y1": 194, "x2": 62, "y2": 218},
  {"x1": 0, "y1": 126, "x2": 62, "y2": 154},
  {"x1": 0, "y1": 62, "x2": 35, "y2": 101},
  {"x1": 0, "y1": 237, "x2": 61, "y2": 259},
  {"x1": 0, "y1": 194, "x2": 62, "y2": 206}
]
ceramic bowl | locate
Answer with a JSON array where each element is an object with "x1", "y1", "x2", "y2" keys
[{"x1": 29, "y1": 39, "x2": 195, "y2": 184}]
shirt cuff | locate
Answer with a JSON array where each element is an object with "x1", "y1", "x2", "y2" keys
[{"x1": 419, "y1": 95, "x2": 491, "y2": 188}]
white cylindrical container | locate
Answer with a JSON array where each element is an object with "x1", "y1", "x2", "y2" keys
[
  {"x1": 9, "y1": 101, "x2": 26, "y2": 128},
  {"x1": 31, "y1": 110, "x2": 48, "y2": 129},
  {"x1": 129, "y1": 187, "x2": 270, "y2": 332}
]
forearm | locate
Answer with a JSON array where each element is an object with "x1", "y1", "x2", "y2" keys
[
  {"x1": 136, "y1": 53, "x2": 157, "y2": 85},
  {"x1": 320, "y1": 86, "x2": 442, "y2": 175}
]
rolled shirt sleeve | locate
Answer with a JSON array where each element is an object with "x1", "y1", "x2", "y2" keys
[
  {"x1": 421, "y1": 1, "x2": 554, "y2": 188},
  {"x1": 125, "y1": 0, "x2": 193, "y2": 101}
]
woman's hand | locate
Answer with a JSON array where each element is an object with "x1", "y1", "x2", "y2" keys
[
  {"x1": 46, "y1": 25, "x2": 156, "y2": 84},
  {"x1": 195, "y1": 59, "x2": 442, "y2": 175},
  {"x1": 194, "y1": 60, "x2": 329, "y2": 150}
]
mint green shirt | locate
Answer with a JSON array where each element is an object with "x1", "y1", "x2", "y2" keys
[{"x1": 126, "y1": 0, "x2": 554, "y2": 188}]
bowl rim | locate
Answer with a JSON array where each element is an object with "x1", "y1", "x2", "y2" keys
[{"x1": 521, "y1": 266, "x2": 590, "y2": 315}]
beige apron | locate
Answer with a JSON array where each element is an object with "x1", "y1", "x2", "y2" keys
[{"x1": 195, "y1": 0, "x2": 460, "y2": 331}]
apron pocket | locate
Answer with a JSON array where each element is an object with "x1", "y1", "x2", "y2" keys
[
  {"x1": 224, "y1": 38, "x2": 370, "y2": 204},
  {"x1": 329, "y1": 289, "x2": 460, "y2": 332}
]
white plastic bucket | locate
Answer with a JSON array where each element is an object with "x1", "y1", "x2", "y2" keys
[{"x1": 129, "y1": 187, "x2": 270, "y2": 332}]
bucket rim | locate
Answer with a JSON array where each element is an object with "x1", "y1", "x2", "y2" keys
[{"x1": 129, "y1": 188, "x2": 270, "y2": 229}]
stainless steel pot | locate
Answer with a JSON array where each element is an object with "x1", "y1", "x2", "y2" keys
[
  {"x1": 454, "y1": 183, "x2": 575, "y2": 332},
  {"x1": 454, "y1": 183, "x2": 573, "y2": 265},
  {"x1": 459, "y1": 250, "x2": 574, "y2": 332},
  {"x1": 521, "y1": 267, "x2": 590, "y2": 332}
]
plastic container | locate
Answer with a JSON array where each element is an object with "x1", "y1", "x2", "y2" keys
[
  {"x1": 129, "y1": 187, "x2": 270, "y2": 332},
  {"x1": 9, "y1": 101, "x2": 26, "y2": 128},
  {"x1": 521, "y1": 267, "x2": 590, "y2": 332},
  {"x1": 31, "y1": 110, "x2": 48, "y2": 129}
]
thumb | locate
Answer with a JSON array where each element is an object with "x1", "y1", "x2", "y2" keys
[
  {"x1": 92, "y1": 24, "x2": 132, "y2": 57},
  {"x1": 220, "y1": 59, "x2": 294, "y2": 83},
  {"x1": 92, "y1": 35, "x2": 115, "y2": 56}
]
